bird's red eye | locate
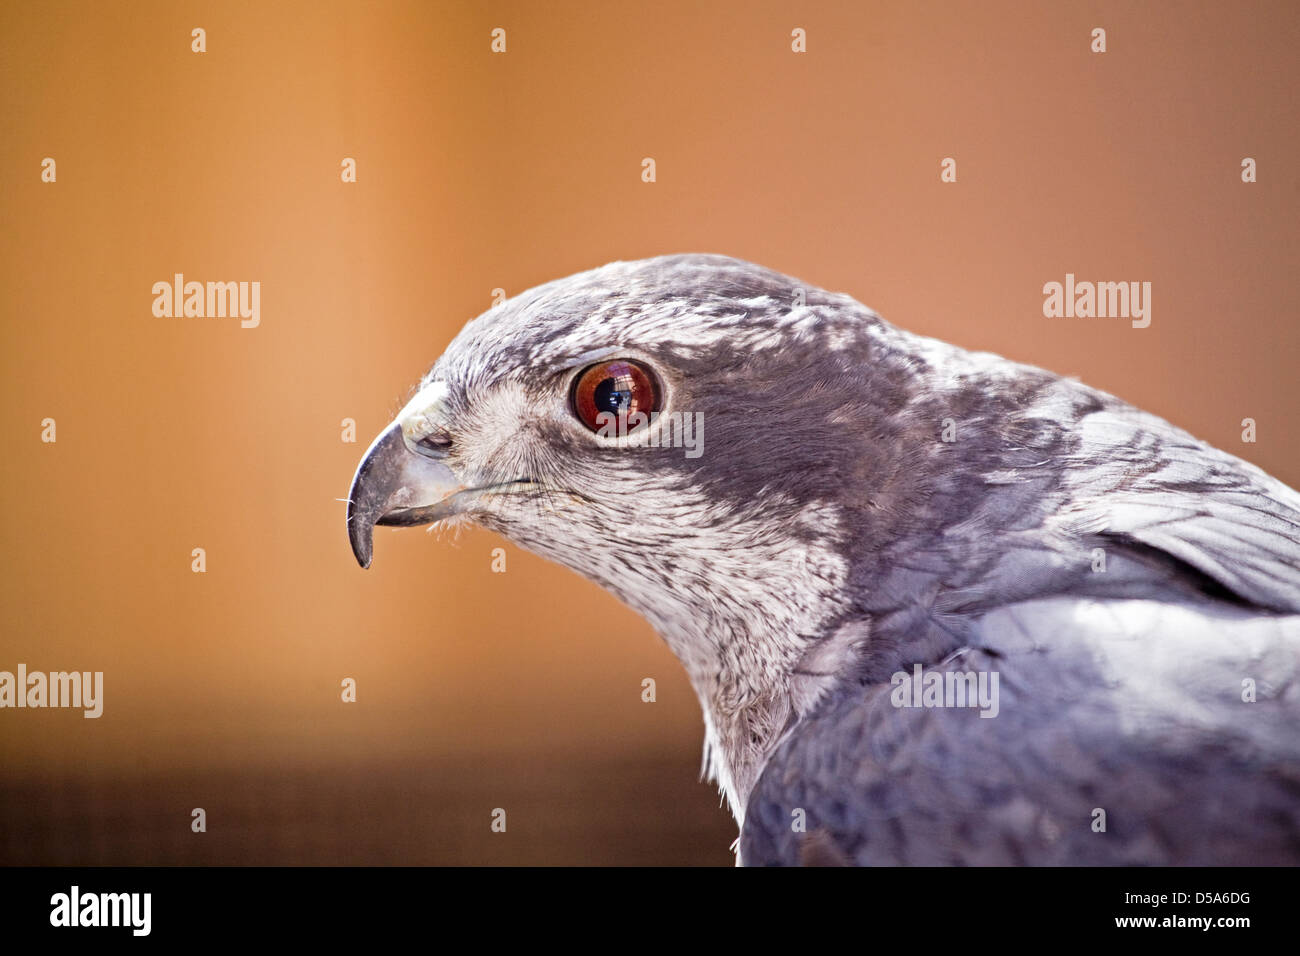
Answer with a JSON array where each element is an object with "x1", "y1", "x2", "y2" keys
[{"x1": 570, "y1": 359, "x2": 661, "y2": 434}]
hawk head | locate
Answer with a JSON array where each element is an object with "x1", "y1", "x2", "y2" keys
[{"x1": 345, "y1": 253, "x2": 968, "y2": 813}]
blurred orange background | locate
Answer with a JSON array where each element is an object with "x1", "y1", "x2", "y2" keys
[{"x1": 1, "y1": 0, "x2": 1297, "y2": 864}]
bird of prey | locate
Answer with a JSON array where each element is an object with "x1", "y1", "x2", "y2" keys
[{"x1": 346, "y1": 254, "x2": 1300, "y2": 865}]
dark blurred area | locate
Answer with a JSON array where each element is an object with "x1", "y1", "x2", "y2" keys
[{"x1": 1, "y1": 753, "x2": 734, "y2": 865}]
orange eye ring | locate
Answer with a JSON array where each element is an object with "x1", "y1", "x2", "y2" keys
[{"x1": 570, "y1": 359, "x2": 661, "y2": 434}]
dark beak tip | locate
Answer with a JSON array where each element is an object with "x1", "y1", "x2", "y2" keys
[{"x1": 347, "y1": 512, "x2": 376, "y2": 570}]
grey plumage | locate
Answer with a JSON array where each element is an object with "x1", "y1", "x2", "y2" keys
[
  {"x1": 745, "y1": 601, "x2": 1300, "y2": 865},
  {"x1": 347, "y1": 254, "x2": 1300, "y2": 865}
]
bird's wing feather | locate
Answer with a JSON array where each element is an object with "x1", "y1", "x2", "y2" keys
[
  {"x1": 1063, "y1": 407, "x2": 1300, "y2": 611},
  {"x1": 741, "y1": 596, "x2": 1300, "y2": 865}
]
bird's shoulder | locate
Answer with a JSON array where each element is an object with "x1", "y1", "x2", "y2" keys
[{"x1": 741, "y1": 596, "x2": 1300, "y2": 865}]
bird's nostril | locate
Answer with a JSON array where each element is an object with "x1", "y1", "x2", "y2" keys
[{"x1": 416, "y1": 431, "x2": 454, "y2": 455}]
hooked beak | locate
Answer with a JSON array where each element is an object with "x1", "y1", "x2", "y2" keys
[{"x1": 346, "y1": 423, "x2": 463, "y2": 569}]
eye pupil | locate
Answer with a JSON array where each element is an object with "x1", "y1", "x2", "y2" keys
[
  {"x1": 594, "y1": 376, "x2": 632, "y2": 414},
  {"x1": 571, "y1": 359, "x2": 661, "y2": 433}
]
